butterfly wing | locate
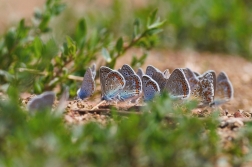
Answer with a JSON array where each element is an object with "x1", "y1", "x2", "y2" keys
[
  {"x1": 27, "y1": 91, "x2": 55, "y2": 112},
  {"x1": 27, "y1": 98, "x2": 41, "y2": 112},
  {"x1": 165, "y1": 68, "x2": 190, "y2": 99},
  {"x1": 102, "y1": 71, "x2": 125, "y2": 101},
  {"x1": 118, "y1": 64, "x2": 136, "y2": 77},
  {"x1": 217, "y1": 72, "x2": 228, "y2": 82},
  {"x1": 137, "y1": 68, "x2": 144, "y2": 80},
  {"x1": 146, "y1": 65, "x2": 167, "y2": 91},
  {"x1": 150, "y1": 71, "x2": 167, "y2": 91},
  {"x1": 100, "y1": 66, "x2": 113, "y2": 98},
  {"x1": 142, "y1": 75, "x2": 160, "y2": 101},
  {"x1": 77, "y1": 67, "x2": 95, "y2": 99},
  {"x1": 118, "y1": 64, "x2": 142, "y2": 101},
  {"x1": 146, "y1": 65, "x2": 159, "y2": 77},
  {"x1": 182, "y1": 68, "x2": 199, "y2": 92},
  {"x1": 193, "y1": 71, "x2": 215, "y2": 106},
  {"x1": 212, "y1": 72, "x2": 233, "y2": 106},
  {"x1": 119, "y1": 74, "x2": 142, "y2": 101}
]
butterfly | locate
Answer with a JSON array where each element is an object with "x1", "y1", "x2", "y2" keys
[
  {"x1": 27, "y1": 91, "x2": 55, "y2": 112},
  {"x1": 146, "y1": 65, "x2": 167, "y2": 91},
  {"x1": 164, "y1": 68, "x2": 191, "y2": 99},
  {"x1": 77, "y1": 67, "x2": 96, "y2": 99},
  {"x1": 195, "y1": 70, "x2": 216, "y2": 106},
  {"x1": 118, "y1": 64, "x2": 142, "y2": 101},
  {"x1": 142, "y1": 75, "x2": 160, "y2": 101},
  {"x1": 100, "y1": 66, "x2": 126, "y2": 101},
  {"x1": 183, "y1": 68, "x2": 215, "y2": 106},
  {"x1": 210, "y1": 72, "x2": 233, "y2": 106}
]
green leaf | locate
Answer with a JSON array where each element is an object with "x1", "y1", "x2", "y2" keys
[
  {"x1": 0, "y1": 70, "x2": 14, "y2": 82},
  {"x1": 5, "y1": 29, "x2": 16, "y2": 52},
  {"x1": 17, "y1": 19, "x2": 29, "y2": 39},
  {"x1": 38, "y1": 14, "x2": 51, "y2": 32},
  {"x1": 66, "y1": 36, "x2": 77, "y2": 55},
  {"x1": 147, "y1": 20, "x2": 166, "y2": 30},
  {"x1": 115, "y1": 37, "x2": 123, "y2": 53},
  {"x1": 52, "y1": 4, "x2": 66, "y2": 15},
  {"x1": 146, "y1": 28, "x2": 164, "y2": 35},
  {"x1": 147, "y1": 9, "x2": 158, "y2": 27},
  {"x1": 36, "y1": 39, "x2": 58, "y2": 70},
  {"x1": 102, "y1": 48, "x2": 111, "y2": 62},
  {"x1": 43, "y1": 39, "x2": 58, "y2": 58},
  {"x1": 133, "y1": 19, "x2": 140, "y2": 38},
  {"x1": 62, "y1": 36, "x2": 76, "y2": 58},
  {"x1": 34, "y1": 80, "x2": 42, "y2": 93},
  {"x1": 75, "y1": 18, "x2": 87, "y2": 49},
  {"x1": 76, "y1": 19, "x2": 87, "y2": 38},
  {"x1": 33, "y1": 37, "x2": 42, "y2": 57}
]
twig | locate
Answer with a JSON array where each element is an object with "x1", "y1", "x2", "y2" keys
[
  {"x1": 72, "y1": 108, "x2": 143, "y2": 116},
  {"x1": 67, "y1": 75, "x2": 83, "y2": 81},
  {"x1": 17, "y1": 68, "x2": 47, "y2": 75},
  {"x1": 91, "y1": 100, "x2": 106, "y2": 110},
  {"x1": 72, "y1": 108, "x2": 110, "y2": 114}
]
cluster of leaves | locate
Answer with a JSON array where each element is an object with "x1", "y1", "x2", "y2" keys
[
  {"x1": 1, "y1": 91, "x2": 251, "y2": 166},
  {"x1": 0, "y1": 0, "x2": 165, "y2": 96}
]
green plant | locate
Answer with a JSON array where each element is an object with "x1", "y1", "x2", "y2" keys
[{"x1": 0, "y1": 1, "x2": 165, "y2": 96}]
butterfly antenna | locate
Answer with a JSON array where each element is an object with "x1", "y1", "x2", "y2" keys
[{"x1": 91, "y1": 100, "x2": 106, "y2": 110}]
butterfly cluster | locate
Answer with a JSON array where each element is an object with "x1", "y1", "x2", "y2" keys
[
  {"x1": 26, "y1": 64, "x2": 233, "y2": 113},
  {"x1": 77, "y1": 64, "x2": 233, "y2": 107}
]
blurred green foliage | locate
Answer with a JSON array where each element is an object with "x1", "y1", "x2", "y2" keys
[{"x1": 159, "y1": 0, "x2": 252, "y2": 59}]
